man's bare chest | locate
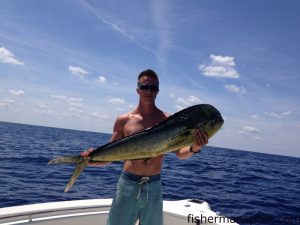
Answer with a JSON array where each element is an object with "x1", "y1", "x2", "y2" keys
[{"x1": 123, "y1": 116, "x2": 162, "y2": 136}]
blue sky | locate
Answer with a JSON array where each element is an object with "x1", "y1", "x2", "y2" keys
[{"x1": 1, "y1": 0, "x2": 299, "y2": 157}]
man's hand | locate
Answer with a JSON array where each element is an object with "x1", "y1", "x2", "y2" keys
[
  {"x1": 81, "y1": 147, "x2": 94, "y2": 159},
  {"x1": 81, "y1": 148, "x2": 111, "y2": 167},
  {"x1": 190, "y1": 129, "x2": 208, "y2": 153}
]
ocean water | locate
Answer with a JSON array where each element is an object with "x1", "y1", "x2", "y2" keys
[{"x1": 0, "y1": 121, "x2": 299, "y2": 224}]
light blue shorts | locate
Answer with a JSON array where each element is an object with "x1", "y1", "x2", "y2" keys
[{"x1": 106, "y1": 171, "x2": 163, "y2": 225}]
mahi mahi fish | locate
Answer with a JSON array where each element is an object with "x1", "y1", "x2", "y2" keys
[{"x1": 49, "y1": 104, "x2": 224, "y2": 192}]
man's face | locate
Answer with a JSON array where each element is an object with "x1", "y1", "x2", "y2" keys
[{"x1": 137, "y1": 76, "x2": 159, "y2": 103}]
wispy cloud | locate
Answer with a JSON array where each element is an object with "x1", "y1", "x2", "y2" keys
[
  {"x1": 68, "y1": 66, "x2": 89, "y2": 79},
  {"x1": 264, "y1": 111, "x2": 292, "y2": 119},
  {"x1": 253, "y1": 136, "x2": 264, "y2": 141},
  {"x1": 225, "y1": 84, "x2": 246, "y2": 94},
  {"x1": 96, "y1": 76, "x2": 107, "y2": 84},
  {"x1": 238, "y1": 125, "x2": 265, "y2": 142},
  {"x1": 51, "y1": 95, "x2": 82, "y2": 103},
  {"x1": 175, "y1": 96, "x2": 202, "y2": 111},
  {"x1": 35, "y1": 101, "x2": 48, "y2": 110},
  {"x1": 0, "y1": 89, "x2": 24, "y2": 110},
  {"x1": 239, "y1": 126, "x2": 262, "y2": 137},
  {"x1": 151, "y1": 0, "x2": 173, "y2": 60},
  {"x1": 108, "y1": 97, "x2": 125, "y2": 104},
  {"x1": 9, "y1": 90, "x2": 25, "y2": 96},
  {"x1": 49, "y1": 95, "x2": 84, "y2": 119},
  {"x1": 78, "y1": 0, "x2": 158, "y2": 57},
  {"x1": 32, "y1": 101, "x2": 57, "y2": 117},
  {"x1": 50, "y1": 95, "x2": 83, "y2": 117},
  {"x1": 251, "y1": 114, "x2": 265, "y2": 120},
  {"x1": 78, "y1": 0, "x2": 134, "y2": 40},
  {"x1": 0, "y1": 99, "x2": 15, "y2": 108},
  {"x1": 0, "y1": 47, "x2": 24, "y2": 65},
  {"x1": 244, "y1": 126, "x2": 261, "y2": 133},
  {"x1": 199, "y1": 54, "x2": 239, "y2": 78},
  {"x1": 91, "y1": 112, "x2": 110, "y2": 121},
  {"x1": 282, "y1": 111, "x2": 291, "y2": 116}
]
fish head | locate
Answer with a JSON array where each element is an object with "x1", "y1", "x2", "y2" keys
[{"x1": 177, "y1": 104, "x2": 224, "y2": 138}]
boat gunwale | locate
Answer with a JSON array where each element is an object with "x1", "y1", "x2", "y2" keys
[
  {"x1": 0, "y1": 199, "x2": 112, "y2": 221},
  {"x1": 0, "y1": 199, "x2": 239, "y2": 225}
]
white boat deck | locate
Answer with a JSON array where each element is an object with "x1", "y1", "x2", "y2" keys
[{"x1": 0, "y1": 199, "x2": 238, "y2": 225}]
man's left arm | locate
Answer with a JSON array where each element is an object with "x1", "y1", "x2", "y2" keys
[{"x1": 176, "y1": 130, "x2": 208, "y2": 159}]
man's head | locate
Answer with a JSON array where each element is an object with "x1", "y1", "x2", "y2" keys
[
  {"x1": 136, "y1": 69, "x2": 159, "y2": 103},
  {"x1": 137, "y1": 69, "x2": 159, "y2": 86}
]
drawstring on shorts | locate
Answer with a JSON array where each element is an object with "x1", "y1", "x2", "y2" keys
[{"x1": 137, "y1": 177, "x2": 150, "y2": 200}]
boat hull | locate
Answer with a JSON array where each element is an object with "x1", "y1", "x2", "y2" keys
[{"x1": 0, "y1": 199, "x2": 238, "y2": 225}]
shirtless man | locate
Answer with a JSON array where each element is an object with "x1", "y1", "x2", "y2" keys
[{"x1": 82, "y1": 69, "x2": 208, "y2": 225}]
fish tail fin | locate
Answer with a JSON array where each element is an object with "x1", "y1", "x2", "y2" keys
[
  {"x1": 48, "y1": 155, "x2": 82, "y2": 165},
  {"x1": 48, "y1": 155, "x2": 88, "y2": 192},
  {"x1": 64, "y1": 157, "x2": 88, "y2": 192}
]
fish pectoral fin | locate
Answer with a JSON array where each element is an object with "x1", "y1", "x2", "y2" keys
[
  {"x1": 168, "y1": 139, "x2": 184, "y2": 149},
  {"x1": 64, "y1": 157, "x2": 88, "y2": 192},
  {"x1": 168, "y1": 130, "x2": 192, "y2": 149}
]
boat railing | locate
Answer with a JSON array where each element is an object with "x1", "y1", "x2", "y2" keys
[{"x1": 0, "y1": 199, "x2": 112, "y2": 225}]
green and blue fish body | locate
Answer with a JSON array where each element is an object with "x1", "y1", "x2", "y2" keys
[{"x1": 49, "y1": 104, "x2": 224, "y2": 192}]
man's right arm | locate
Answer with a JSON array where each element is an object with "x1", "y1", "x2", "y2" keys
[
  {"x1": 82, "y1": 115, "x2": 125, "y2": 167},
  {"x1": 109, "y1": 115, "x2": 125, "y2": 142}
]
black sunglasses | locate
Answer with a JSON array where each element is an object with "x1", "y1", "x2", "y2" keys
[{"x1": 138, "y1": 83, "x2": 159, "y2": 92}]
